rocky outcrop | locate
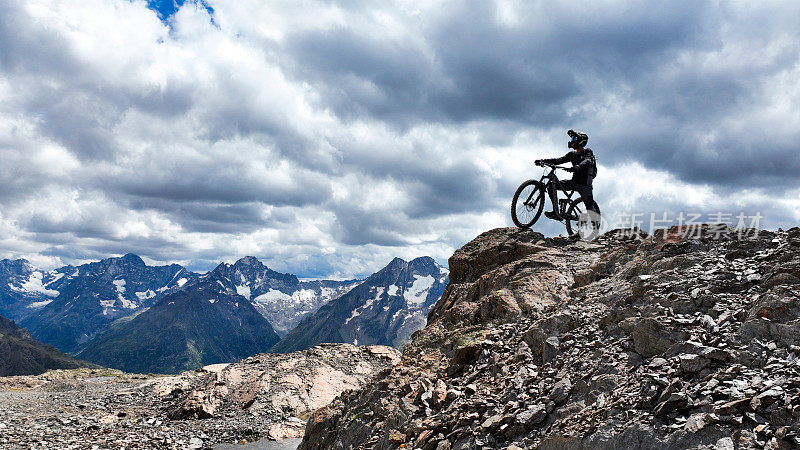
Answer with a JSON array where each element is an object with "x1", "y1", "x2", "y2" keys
[
  {"x1": 169, "y1": 343, "x2": 400, "y2": 439},
  {"x1": 300, "y1": 226, "x2": 800, "y2": 449}
]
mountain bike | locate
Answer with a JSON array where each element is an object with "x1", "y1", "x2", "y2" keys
[{"x1": 511, "y1": 163, "x2": 601, "y2": 236}]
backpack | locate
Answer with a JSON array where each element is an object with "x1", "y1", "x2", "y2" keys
[{"x1": 584, "y1": 148, "x2": 597, "y2": 178}]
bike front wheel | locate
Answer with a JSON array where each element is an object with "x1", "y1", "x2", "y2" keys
[{"x1": 511, "y1": 180, "x2": 545, "y2": 228}]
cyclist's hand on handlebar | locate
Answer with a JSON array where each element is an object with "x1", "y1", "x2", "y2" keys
[{"x1": 534, "y1": 160, "x2": 543, "y2": 167}]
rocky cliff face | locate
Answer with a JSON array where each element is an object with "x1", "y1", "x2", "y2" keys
[{"x1": 300, "y1": 226, "x2": 800, "y2": 449}]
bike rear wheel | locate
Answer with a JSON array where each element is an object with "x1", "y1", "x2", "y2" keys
[
  {"x1": 511, "y1": 180, "x2": 545, "y2": 228},
  {"x1": 565, "y1": 198, "x2": 602, "y2": 239}
]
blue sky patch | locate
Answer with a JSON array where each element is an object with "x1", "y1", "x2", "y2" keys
[{"x1": 146, "y1": 0, "x2": 214, "y2": 23}]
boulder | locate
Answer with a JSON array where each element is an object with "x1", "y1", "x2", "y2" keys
[{"x1": 623, "y1": 317, "x2": 688, "y2": 357}]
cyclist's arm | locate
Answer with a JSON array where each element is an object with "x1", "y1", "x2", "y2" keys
[{"x1": 540, "y1": 152, "x2": 571, "y2": 165}]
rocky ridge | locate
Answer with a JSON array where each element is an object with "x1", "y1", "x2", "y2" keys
[
  {"x1": 0, "y1": 313, "x2": 96, "y2": 376},
  {"x1": 0, "y1": 344, "x2": 399, "y2": 449},
  {"x1": 300, "y1": 225, "x2": 800, "y2": 449}
]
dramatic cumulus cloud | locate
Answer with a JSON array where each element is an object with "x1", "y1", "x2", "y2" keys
[{"x1": 0, "y1": 0, "x2": 798, "y2": 277}]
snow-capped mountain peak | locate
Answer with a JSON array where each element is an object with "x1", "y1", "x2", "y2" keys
[
  {"x1": 202, "y1": 256, "x2": 360, "y2": 336},
  {"x1": 15, "y1": 255, "x2": 199, "y2": 353},
  {"x1": 271, "y1": 256, "x2": 448, "y2": 353}
]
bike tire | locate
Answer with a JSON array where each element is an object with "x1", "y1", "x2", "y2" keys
[
  {"x1": 565, "y1": 198, "x2": 602, "y2": 238},
  {"x1": 511, "y1": 180, "x2": 545, "y2": 228}
]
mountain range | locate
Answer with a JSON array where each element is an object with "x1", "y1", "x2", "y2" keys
[
  {"x1": 18, "y1": 254, "x2": 193, "y2": 353},
  {"x1": 76, "y1": 277, "x2": 280, "y2": 374},
  {"x1": 1, "y1": 253, "x2": 448, "y2": 373},
  {"x1": 199, "y1": 256, "x2": 360, "y2": 336}
]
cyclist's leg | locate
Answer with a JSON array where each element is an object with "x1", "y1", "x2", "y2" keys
[
  {"x1": 546, "y1": 180, "x2": 560, "y2": 214},
  {"x1": 561, "y1": 180, "x2": 591, "y2": 212},
  {"x1": 582, "y1": 186, "x2": 597, "y2": 214},
  {"x1": 559, "y1": 180, "x2": 580, "y2": 204}
]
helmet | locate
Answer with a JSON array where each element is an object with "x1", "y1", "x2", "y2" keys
[{"x1": 568, "y1": 130, "x2": 588, "y2": 149}]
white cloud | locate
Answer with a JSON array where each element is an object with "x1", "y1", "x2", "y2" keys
[{"x1": 0, "y1": 0, "x2": 798, "y2": 277}]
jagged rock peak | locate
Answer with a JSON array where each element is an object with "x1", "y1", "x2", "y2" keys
[
  {"x1": 386, "y1": 256, "x2": 408, "y2": 268},
  {"x1": 0, "y1": 258, "x2": 31, "y2": 265},
  {"x1": 0, "y1": 258, "x2": 33, "y2": 272},
  {"x1": 410, "y1": 255, "x2": 435, "y2": 264},
  {"x1": 233, "y1": 255, "x2": 265, "y2": 268},
  {"x1": 119, "y1": 253, "x2": 145, "y2": 266},
  {"x1": 377, "y1": 256, "x2": 443, "y2": 275}
]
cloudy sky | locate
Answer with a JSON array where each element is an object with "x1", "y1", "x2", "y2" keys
[{"x1": 1, "y1": 0, "x2": 799, "y2": 277}]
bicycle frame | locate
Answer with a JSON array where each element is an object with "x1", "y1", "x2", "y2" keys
[{"x1": 536, "y1": 165, "x2": 576, "y2": 216}]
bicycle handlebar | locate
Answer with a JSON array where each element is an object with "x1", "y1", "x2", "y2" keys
[{"x1": 540, "y1": 163, "x2": 571, "y2": 170}]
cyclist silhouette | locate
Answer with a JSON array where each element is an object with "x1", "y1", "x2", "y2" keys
[{"x1": 535, "y1": 130, "x2": 599, "y2": 220}]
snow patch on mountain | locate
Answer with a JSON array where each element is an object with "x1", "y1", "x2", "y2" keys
[
  {"x1": 135, "y1": 290, "x2": 156, "y2": 300},
  {"x1": 10, "y1": 271, "x2": 60, "y2": 297},
  {"x1": 387, "y1": 285, "x2": 399, "y2": 296},
  {"x1": 26, "y1": 299, "x2": 54, "y2": 309},
  {"x1": 113, "y1": 279, "x2": 126, "y2": 294},
  {"x1": 235, "y1": 284, "x2": 251, "y2": 300},
  {"x1": 346, "y1": 287, "x2": 384, "y2": 325},
  {"x1": 253, "y1": 289, "x2": 291, "y2": 305},
  {"x1": 438, "y1": 266, "x2": 450, "y2": 283},
  {"x1": 404, "y1": 275, "x2": 434, "y2": 307},
  {"x1": 47, "y1": 272, "x2": 65, "y2": 285},
  {"x1": 99, "y1": 299, "x2": 115, "y2": 315}
]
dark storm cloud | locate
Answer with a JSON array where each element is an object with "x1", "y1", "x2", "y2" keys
[
  {"x1": 401, "y1": 161, "x2": 497, "y2": 219},
  {"x1": 23, "y1": 213, "x2": 118, "y2": 240},
  {"x1": 38, "y1": 235, "x2": 191, "y2": 266},
  {"x1": 331, "y1": 202, "x2": 414, "y2": 247},
  {"x1": 278, "y1": 0, "x2": 800, "y2": 194},
  {"x1": 124, "y1": 198, "x2": 299, "y2": 234},
  {"x1": 0, "y1": 2, "x2": 79, "y2": 76},
  {"x1": 112, "y1": 169, "x2": 328, "y2": 206},
  {"x1": 131, "y1": 201, "x2": 270, "y2": 234},
  {"x1": 282, "y1": 1, "x2": 709, "y2": 126}
]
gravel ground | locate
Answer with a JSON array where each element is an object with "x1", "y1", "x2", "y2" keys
[{"x1": 0, "y1": 369, "x2": 290, "y2": 449}]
